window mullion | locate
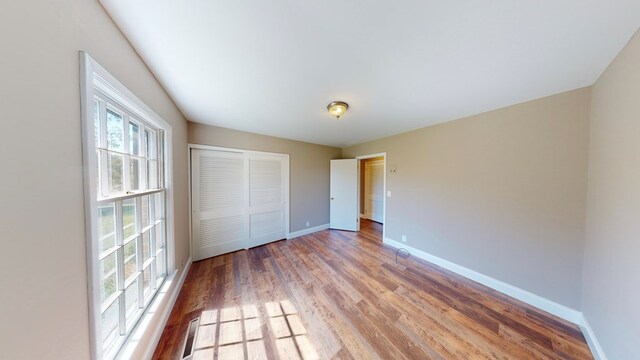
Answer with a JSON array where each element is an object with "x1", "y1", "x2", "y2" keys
[
  {"x1": 100, "y1": 151, "x2": 109, "y2": 199},
  {"x1": 141, "y1": 126, "x2": 148, "y2": 191},
  {"x1": 99, "y1": 100, "x2": 109, "y2": 198},
  {"x1": 135, "y1": 196, "x2": 144, "y2": 308},
  {"x1": 150, "y1": 224, "x2": 157, "y2": 290},
  {"x1": 157, "y1": 130, "x2": 164, "y2": 188},
  {"x1": 140, "y1": 157, "x2": 147, "y2": 191},
  {"x1": 141, "y1": 127, "x2": 148, "y2": 158},
  {"x1": 99, "y1": 99, "x2": 108, "y2": 152},
  {"x1": 123, "y1": 114, "x2": 131, "y2": 193},
  {"x1": 149, "y1": 195, "x2": 155, "y2": 227},
  {"x1": 115, "y1": 200, "x2": 126, "y2": 336},
  {"x1": 117, "y1": 255, "x2": 126, "y2": 336}
]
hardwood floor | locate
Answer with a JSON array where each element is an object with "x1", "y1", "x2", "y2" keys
[{"x1": 153, "y1": 220, "x2": 593, "y2": 360}]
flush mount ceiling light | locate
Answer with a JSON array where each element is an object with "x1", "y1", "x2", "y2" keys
[{"x1": 327, "y1": 101, "x2": 349, "y2": 119}]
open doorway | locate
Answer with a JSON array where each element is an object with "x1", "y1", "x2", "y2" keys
[{"x1": 356, "y1": 153, "x2": 386, "y2": 238}]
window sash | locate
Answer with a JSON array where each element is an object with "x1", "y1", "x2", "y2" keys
[
  {"x1": 95, "y1": 94, "x2": 162, "y2": 199},
  {"x1": 98, "y1": 189, "x2": 168, "y2": 357},
  {"x1": 92, "y1": 92, "x2": 168, "y2": 358}
]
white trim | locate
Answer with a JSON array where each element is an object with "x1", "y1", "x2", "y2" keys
[
  {"x1": 188, "y1": 143, "x2": 290, "y2": 159},
  {"x1": 579, "y1": 315, "x2": 608, "y2": 360},
  {"x1": 125, "y1": 258, "x2": 192, "y2": 360},
  {"x1": 287, "y1": 224, "x2": 330, "y2": 239},
  {"x1": 383, "y1": 236, "x2": 583, "y2": 325},
  {"x1": 359, "y1": 213, "x2": 367, "y2": 219},
  {"x1": 80, "y1": 51, "x2": 102, "y2": 360}
]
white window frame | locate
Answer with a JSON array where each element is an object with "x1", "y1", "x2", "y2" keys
[{"x1": 80, "y1": 52, "x2": 176, "y2": 360}]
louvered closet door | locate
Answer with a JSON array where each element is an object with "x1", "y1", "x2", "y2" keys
[
  {"x1": 191, "y1": 149, "x2": 248, "y2": 261},
  {"x1": 192, "y1": 148, "x2": 288, "y2": 261},
  {"x1": 246, "y1": 153, "x2": 287, "y2": 249}
]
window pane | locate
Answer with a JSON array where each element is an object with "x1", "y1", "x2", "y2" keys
[
  {"x1": 141, "y1": 195, "x2": 150, "y2": 229},
  {"x1": 123, "y1": 199, "x2": 137, "y2": 240},
  {"x1": 129, "y1": 158, "x2": 140, "y2": 191},
  {"x1": 145, "y1": 130, "x2": 156, "y2": 159},
  {"x1": 96, "y1": 150, "x2": 102, "y2": 198},
  {"x1": 156, "y1": 220, "x2": 165, "y2": 250},
  {"x1": 155, "y1": 192, "x2": 164, "y2": 221},
  {"x1": 125, "y1": 280, "x2": 140, "y2": 330},
  {"x1": 94, "y1": 100, "x2": 100, "y2": 147},
  {"x1": 129, "y1": 122, "x2": 140, "y2": 155},
  {"x1": 100, "y1": 252, "x2": 117, "y2": 303},
  {"x1": 143, "y1": 266, "x2": 152, "y2": 299},
  {"x1": 108, "y1": 153, "x2": 124, "y2": 194},
  {"x1": 147, "y1": 160, "x2": 158, "y2": 189},
  {"x1": 102, "y1": 299, "x2": 120, "y2": 351},
  {"x1": 106, "y1": 109, "x2": 124, "y2": 152},
  {"x1": 98, "y1": 203, "x2": 116, "y2": 253},
  {"x1": 156, "y1": 249, "x2": 166, "y2": 279},
  {"x1": 124, "y1": 240, "x2": 137, "y2": 281},
  {"x1": 150, "y1": 225, "x2": 156, "y2": 256},
  {"x1": 142, "y1": 230, "x2": 151, "y2": 263}
]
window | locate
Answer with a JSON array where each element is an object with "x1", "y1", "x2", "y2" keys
[{"x1": 81, "y1": 53, "x2": 173, "y2": 360}]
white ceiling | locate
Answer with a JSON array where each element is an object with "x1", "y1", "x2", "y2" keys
[{"x1": 100, "y1": 0, "x2": 639, "y2": 147}]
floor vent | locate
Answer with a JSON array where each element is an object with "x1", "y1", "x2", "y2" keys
[
  {"x1": 181, "y1": 318, "x2": 200, "y2": 359},
  {"x1": 396, "y1": 248, "x2": 410, "y2": 266}
]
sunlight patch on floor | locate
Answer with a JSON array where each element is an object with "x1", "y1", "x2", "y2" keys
[{"x1": 190, "y1": 300, "x2": 318, "y2": 360}]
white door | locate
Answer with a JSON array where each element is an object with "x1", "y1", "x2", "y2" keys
[
  {"x1": 191, "y1": 148, "x2": 288, "y2": 261},
  {"x1": 330, "y1": 159, "x2": 358, "y2": 231},
  {"x1": 365, "y1": 160, "x2": 384, "y2": 223}
]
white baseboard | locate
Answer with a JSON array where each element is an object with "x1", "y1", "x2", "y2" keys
[
  {"x1": 287, "y1": 223, "x2": 330, "y2": 239},
  {"x1": 579, "y1": 315, "x2": 608, "y2": 360},
  {"x1": 139, "y1": 257, "x2": 192, "y2": 359},
  {"x1": 360, "y1": 213, "x2": 367, "y2": 219},
  {"x1": 383, "y1": 237, "x2": 583, "y2": 325}
]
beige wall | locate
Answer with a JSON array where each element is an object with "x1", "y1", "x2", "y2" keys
[
  {"x1": 189, "y1": 123, "x2": 342, "y2": 233},
  {"x1": 343, "y1": 88, "x2": 590, "y2": 308},
  {"x1": 582, "y1": 29, "x2": 640, "y2": 359},
  {"x1": 0, "y1": 1, "x2": 190, "y2": 359}
]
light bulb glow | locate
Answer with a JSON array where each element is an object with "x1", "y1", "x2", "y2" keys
[{"x1": 327, "y1": 101, "x2": 349, "y2": 119}]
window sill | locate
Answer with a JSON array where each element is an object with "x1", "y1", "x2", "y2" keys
[{"x1": 113, "y1": 259, "x2": 191, "y2": 360}]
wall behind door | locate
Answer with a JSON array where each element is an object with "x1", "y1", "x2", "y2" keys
[
  {"x1": 189, "y1": 122, "x2": 342, "y2": 232},
  {"x1": 360, "y1": 157, "x2": 384, "y2": 216}
]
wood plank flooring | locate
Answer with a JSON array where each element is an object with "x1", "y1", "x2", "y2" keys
[{"x1": 153, "y1": 220, "x2": 593, "y2": 360}]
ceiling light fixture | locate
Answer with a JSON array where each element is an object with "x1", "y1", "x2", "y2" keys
[{"x1": 327, "y1": 101, "x2": 349, "y2": 119}]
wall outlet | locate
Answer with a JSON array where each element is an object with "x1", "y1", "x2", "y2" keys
[
  {"x1": 387, "y1": 190, "x2": 392, "y2": 197},
  {"x1": 401, "y1": 235, "x2": 407, "y2": 243},
  {"x1": 306, "y1": 221, "x2": 310, "y2": 227}
]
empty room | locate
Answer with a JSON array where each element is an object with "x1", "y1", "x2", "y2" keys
[{"x1": 2, "y1": 1, "x2": 639, "y2": 359}]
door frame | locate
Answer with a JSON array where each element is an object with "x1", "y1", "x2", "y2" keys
[
  {"x1": 356, "y1": 153, "x2": 386, "y2": 239},
  {"x1": 187, "y1": 143, "x2": 290, "y2": 260}
]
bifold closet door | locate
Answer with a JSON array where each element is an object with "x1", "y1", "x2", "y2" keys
[{"x1": 191, "y1": 148, "x2": 288, "y2": 261}]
